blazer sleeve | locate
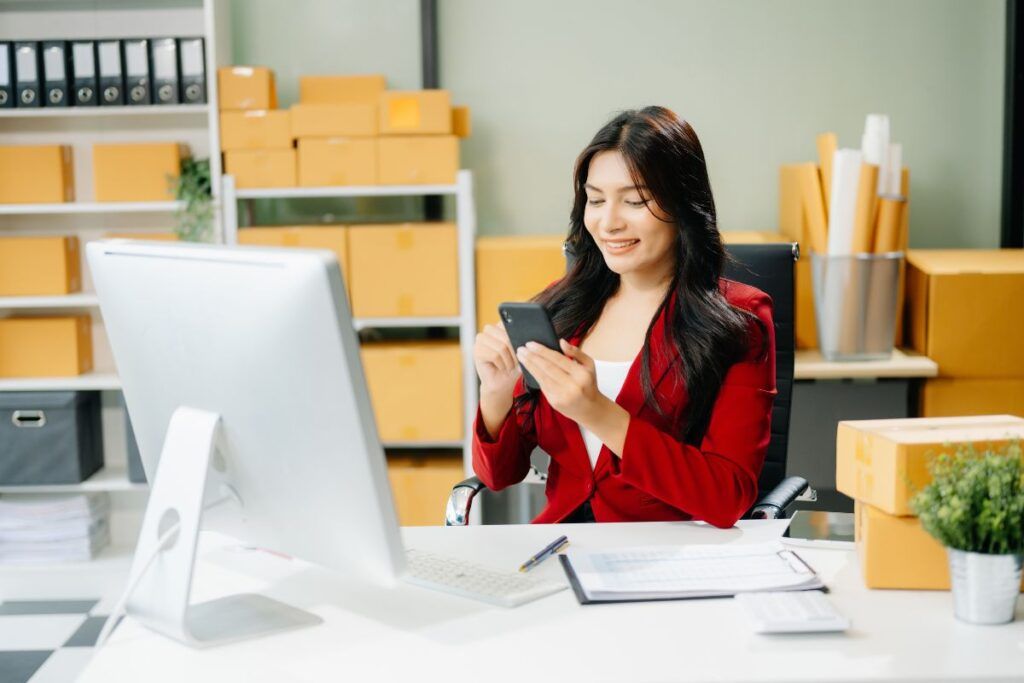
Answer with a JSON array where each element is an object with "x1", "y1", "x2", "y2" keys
[
  {"x1": 471, "y1": 382, "x2": 538, "y2": 491},
  {"x1": 616, "y1": 292, "x2": 777, "y2": 529}
]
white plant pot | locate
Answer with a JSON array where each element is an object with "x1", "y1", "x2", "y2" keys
[{"x1": 947, "y1": 548, "x2": 1023, "y2": 625}]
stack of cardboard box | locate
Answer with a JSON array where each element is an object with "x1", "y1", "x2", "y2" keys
[
  {"x1": 218, "y1": 67, "x2": 470, "y2": 188},
  {"x1": 904, "y1": 250, "x2": 1024, "y2": 417},
  {"x1": 216, "y1": 68, "x2": 474, "y2": 523},
  {"x1": 836, "y1": 415, "x2": 1024, "y2": 589},
  {"x1": 218, "y1": 67, "x2": 293, "y2": 187},
  {"x1": 0, "y1": 236, "x2": 92, "y2": 378}
]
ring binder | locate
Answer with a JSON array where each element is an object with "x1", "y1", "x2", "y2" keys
[
  {"x1": 71, "y1": 41, "x2": 99, "y2": 106},
  {"x1": 14, "y1": 41, "x2": 42, "y2": 108},
  {"x1": 97, "y1": 40, "x2": 124, "y2": 106},
  {"x1": 42, "y1": 40, "x2": 71, "y2": 107},
  {"x1": 0, "y1": 42, "x2": 13, "y2": 108},
  {"x1": 123, "y1": 39, "x2": 151, "y2": 105}
]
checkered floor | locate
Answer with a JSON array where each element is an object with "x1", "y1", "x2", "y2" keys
[{"x1": 0, "y1": 600, "x2": 108, "y2": 683}]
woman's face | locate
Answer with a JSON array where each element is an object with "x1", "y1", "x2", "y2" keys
[{"x1": 583, "y1": 150, "x2": 677, "y2": 279}]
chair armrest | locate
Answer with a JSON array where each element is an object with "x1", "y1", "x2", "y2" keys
[
  {"x1": 749, "y1": 476, "x2": 810, "y2": 520},
  {"x1": 445, "y1": 476, "x2": 488, "y2": 526}
]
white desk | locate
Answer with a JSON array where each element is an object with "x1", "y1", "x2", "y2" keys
[{"x1": 79, "y1": 521, "x2": 1024, "y2": 683}]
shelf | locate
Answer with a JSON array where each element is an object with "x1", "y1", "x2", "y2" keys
[
  {"x1": 0, "y1": 466, "x2": 146, "y2": 494},
  {"x1": 0, "y1": 201, "x2": 183, "y2": 215},
  {"x1": 794, "y1": 348, "x2": 939, "y2": 380},
  {"x1": 235, "y1": 183, "x2": 459, "y2": 200},
  {"x1": 0, "y1": 372, "x2": 121, "y2": 391},
  {"x1": 0, "y1": 293, "x2": 99, "y2": 309},
  {"x1": 382, "y1": 440, "x2": 464, "y2": 449},
  {"x1": 0, "y1": 104, "x2": 209, "y2": 119},
  {"x1": 354, "y1": 316, "x2": 463, "y2": 331}
]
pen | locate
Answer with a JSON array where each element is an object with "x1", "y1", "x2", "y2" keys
[{"x1": 519, "y1": 535, "x2": 569, "y2": 572}]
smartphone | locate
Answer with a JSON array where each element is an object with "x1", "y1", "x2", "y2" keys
[{"x1": 498, "y1": 302, "x2": 561, "y2": 390}]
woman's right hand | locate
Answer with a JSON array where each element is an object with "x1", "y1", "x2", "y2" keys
[{"x1": 474, "y1": 324, "x2": 521, "y2": 399}]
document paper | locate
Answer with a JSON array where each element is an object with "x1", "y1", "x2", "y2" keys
[{"x1": 563, "y1": 542, "x2": 824, "y2": 602}]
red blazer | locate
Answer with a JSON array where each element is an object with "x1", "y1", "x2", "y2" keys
[{"x1": 472, "y1": 279, "x2": 776, "y2": 528}]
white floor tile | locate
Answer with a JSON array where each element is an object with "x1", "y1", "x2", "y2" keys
[
  {"x1": 27, "y1": 648, "x2": 95, "y2": 683},
  {"x1": 0, "y1": 616, "x2": 86, "y2": 651}
]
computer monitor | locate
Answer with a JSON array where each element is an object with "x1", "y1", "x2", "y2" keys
[{"x1": 87, "y1": 240, "x2": 405, "y2": 647}]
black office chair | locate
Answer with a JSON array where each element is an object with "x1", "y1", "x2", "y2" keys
[{"x1": 445, "y1": 242, "x2": 810, "y2": 525}]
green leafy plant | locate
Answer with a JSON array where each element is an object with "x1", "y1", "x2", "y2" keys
[
  {"x1": 170, "y1": 158, "x2": 213, "y2": 242},
  {"x1": 910, "y1": 441, "x2": 1024, "y2": 555}
]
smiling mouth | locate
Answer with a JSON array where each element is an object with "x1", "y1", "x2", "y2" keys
[{"x1": 605, "y1": 239, "x2": 640, "y2": 251}]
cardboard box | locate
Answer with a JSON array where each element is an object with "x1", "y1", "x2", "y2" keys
[
  {"x1": 452, "y1": 106, "x2": 472, "y2": 139},
  {"x1": 297, "y1": 138, "x2": 376, "y2": 187},
  {"x1": 361, "y1": 341, "x2": 463, "y2": 441},
  {"x1": 377, "y1": 136, "x2": 458, "y2": 185},
  {"x1": 0, "y1": 236, "x2": 80, "y2": 296},
  {"x1": 299, "y1": 74, "x2": 385, "y2": 105},
  {"x1": 0, "y1": 316, "x2": 93, "y2": 377},
  {"x1": 237, "y1": 226, "x2": 349, "y2": 293},
  {"x1": 857, "y1": 502, "x2": 1024, "y2": 591},
  {"x1": 906, "y1": 250, "x2": 1024, "y2": 378},
  {"x1": 290, "y1": 103, "x2": 376, "y2": 138},
  {"x1": 387, "y1": 456, "x2": 466, "y2": 526},
  {"x1": 218, "y1": 66, "x2": 277, "y2": 110},
  {"x1": 919, "y1": 378, "x2": 1024, "y2": 418},
  {"x1": 0, "y1": 145, "x2": 73, "y2": 204},
  {"x1": 476, "y1": 235, "x2": 566, "y2": 329},
  {"x1": 219, "y1": 110, "x2": 292, "y2": 150},
  {"x1": 224, "y1": 149, "x2": 296, "y2": 188},
  {"x1": 855, "y1": 502, "x2": 951, "y2": 590},
  {"x1": 379, "y1": 90, "x2": 452, "y2": 135},
  {"x1": 836, "y1": 415, "x2": 1024, "y2": 516},
  {"x1": 93, "y1": 143, "x2": 183, "y2": 202},
  {"x1": 348, "y1": 223, "x2": 458, "y2": 317}
]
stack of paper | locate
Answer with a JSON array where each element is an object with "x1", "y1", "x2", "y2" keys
[
  {"x1": 0, "y1": 493, "x2": 111, "y2": 564},
  {"x1": 560, "y1": 541, "x2": 824, "y2": 604}
]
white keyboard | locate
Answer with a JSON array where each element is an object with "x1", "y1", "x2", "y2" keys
[
  {"x1": 403, "y1": 549, "x2": 567, "y2": 608},
  {"x1": 735, "y1": 590, "x2": 850, "y2": 633}
]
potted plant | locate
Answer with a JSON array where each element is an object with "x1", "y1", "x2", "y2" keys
[
  {"x1": 170, "y1": 157, "x2": 213, "y2": 242},
  {"x1": 911, "y1": 441, "x2": 1024, "y2": 625}
]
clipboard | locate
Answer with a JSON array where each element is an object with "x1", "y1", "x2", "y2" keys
[{"x1": 559, "y1": 545, "x2": 826, "y2": 606}]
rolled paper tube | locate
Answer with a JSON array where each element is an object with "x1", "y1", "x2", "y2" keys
[
  {"x1": 851, "y1": 163, "x2": 879, "y2": 253},
  {"x1": 816, "y1": 132, "x2": 838, "y2": 213},
  {"x1": 873, "y1": 198, "x2": 905, "y2": 253}
]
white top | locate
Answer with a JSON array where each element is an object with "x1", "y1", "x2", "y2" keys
[
  {"x1": 77, "y1": 522, "x2": 1024, "y2": 683},
  {"x1": 579, "y1": 359, "x2": 633, "y2": 468}
]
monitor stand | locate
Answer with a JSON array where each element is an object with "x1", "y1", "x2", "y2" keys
[{"x1": 124, "y1": 406, "x2": 322, "y2": 648}]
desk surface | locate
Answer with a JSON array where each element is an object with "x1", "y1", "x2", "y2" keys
[
  {"x1": 80, "y1": 521, "x2": 1023, "y2": 683},
  {"x1": 794, "y1": 348, "x2": 939, "y2": 380}
]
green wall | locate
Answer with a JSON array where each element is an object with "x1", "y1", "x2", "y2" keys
[{"x1": 232, "y1": 0, "x2": 1006, "y2": 247}]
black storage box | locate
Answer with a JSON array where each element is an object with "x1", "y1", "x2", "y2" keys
[{"x1": 0, "y1": 391, "x2": 104, "y2": 485}]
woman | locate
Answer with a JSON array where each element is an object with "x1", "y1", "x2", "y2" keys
[{"x1": 472, "y1": 106, "x2": 776, "y2": 528}]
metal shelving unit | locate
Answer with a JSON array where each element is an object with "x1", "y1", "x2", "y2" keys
[{"x1": 221, "y1": 170, "x2": 479, "y2": 474}]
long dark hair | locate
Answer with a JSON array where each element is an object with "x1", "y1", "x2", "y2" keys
[{"x1": 526, "y1": 106, "x2": 763, "y2": 445}]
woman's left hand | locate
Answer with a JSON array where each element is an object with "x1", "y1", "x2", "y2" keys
[{"x1": 516, "y1": 339, "x2": 606, "y2": 425}]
